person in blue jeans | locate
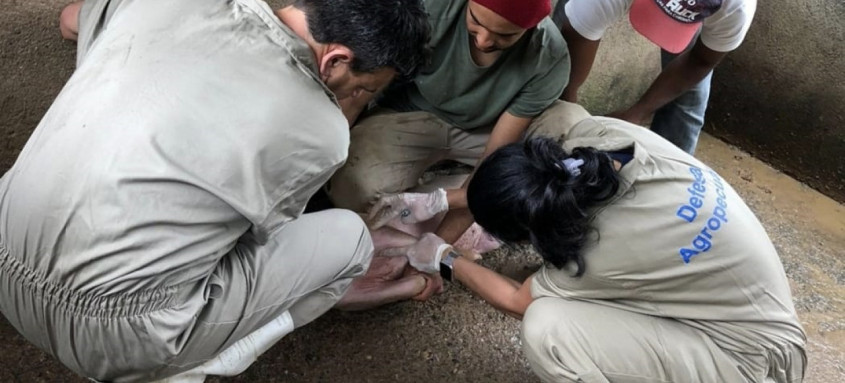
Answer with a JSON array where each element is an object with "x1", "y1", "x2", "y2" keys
[{"x1": 552, "y1": 0, "x2": 756, "y2": 154}]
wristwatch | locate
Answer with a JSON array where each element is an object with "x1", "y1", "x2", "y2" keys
[{"x1": 439, "y1": 249, "x2": 461, "y2": 282}]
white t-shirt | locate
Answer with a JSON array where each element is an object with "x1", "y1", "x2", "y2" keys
[{"x1": 564, "y1": 0, "x2": 756, "y2": 52}]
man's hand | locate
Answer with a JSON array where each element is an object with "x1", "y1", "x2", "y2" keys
[
  {"x1": 606, "y1": 107, "x2": 651, "y2": 126},
  {"x1": 335, "y1": 256, "x2": 431, "y2": 311},
  {"x1": 608, "y1": 40, "x2": 727, "y2": 126},
  {"x1": 404, "y1": 267, "x2": 444, "y2": 301},
  {"x1": 367, "y1": 189, "x2": 448, "y2": 229},
  {"x1": 379, "y1": 233, "x2": 450, "y2": 274}
]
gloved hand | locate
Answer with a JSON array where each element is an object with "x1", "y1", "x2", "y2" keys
[
  {"x1": 379, "y1": 233, "x2": 452, "y2": 274},
  {"x1": 367, "y1": 188, "x2": 449, "y2": 229}
]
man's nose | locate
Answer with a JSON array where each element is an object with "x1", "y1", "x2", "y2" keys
[{"x1": 476, "y1": 31, "x2": 494, "y2": 50}]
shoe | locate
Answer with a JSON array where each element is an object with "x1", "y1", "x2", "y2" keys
[{"x1": 154, "y1": 310, "x2": 294, "y2": 382}]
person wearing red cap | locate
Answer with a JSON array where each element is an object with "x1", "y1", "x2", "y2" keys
[
  {"x1": 554, "y1": 0, "x2": 756, "y2": 154},
  {"x1": 329, "y1": 0, "x2": 575, "y2": 249}
]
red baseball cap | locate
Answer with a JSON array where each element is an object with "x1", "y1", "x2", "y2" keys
[
  {"x1": 473, "y1": 0, "x2": 551, "y2": 29},
  {"x1": 629, "y1": 0, "x2": 723, "y2": 53}
]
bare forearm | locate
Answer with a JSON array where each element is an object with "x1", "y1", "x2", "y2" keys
[
  {"x1": 436, "y1": 112, "x2": 531, "y2": 241},
  {"x1": 629, "y1": 42, "x2": 725, "y2": 117},
  {"x1": 437, "y1": 184, "x2": 471, "y2": 242},
  {"x1": 453, "y1": 257, "x2": 530, "y2": 319},
  {"x1": 560, "y1": 23, "x2": 600, "y2": 102},
  {"x1": 445, "y1": 187, "x2": 467, "y2": 209},
  {"x1": 435, "y1": 208, "x2": 474, "y2": 243},
  {"x1": 631, "y1": 61, "x2": 711, "y2": 114}
]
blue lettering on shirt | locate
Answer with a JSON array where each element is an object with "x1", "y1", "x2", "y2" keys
[{"x1": 676, "y1": 167, "x2": 729, "y2": 263}]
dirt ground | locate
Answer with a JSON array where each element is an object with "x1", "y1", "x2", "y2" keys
[{"x1": 1, "y1": 1, "x2": 844, "y2": 382}]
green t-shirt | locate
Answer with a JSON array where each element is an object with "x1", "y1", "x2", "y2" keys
[{"x1": 380, "y1": 0, "x2": 570, "y2": 130}]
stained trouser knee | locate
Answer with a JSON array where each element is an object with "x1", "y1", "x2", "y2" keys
[
  {"x1": 327, "y1": 166, "x2": 379, "y2": 212},
  {"x1": 526, "y1": 101, "x2": 593, "y2": 140}
]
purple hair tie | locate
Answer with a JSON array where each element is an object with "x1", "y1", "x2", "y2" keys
[{"x1": 562, "y1": 158, "x2": 584, "y2": 177}]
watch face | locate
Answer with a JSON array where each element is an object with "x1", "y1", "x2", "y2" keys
[{"x1": 439, "y1": 262, "x2": 453, "y2": 282}]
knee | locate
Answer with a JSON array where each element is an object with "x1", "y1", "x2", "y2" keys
[
  {"x1": 59, "y1": 2, "x2": 83, "y2": 41},
  {"x1": 326, "y1": 163, "x2": 380, "y2": 212},
  {"x1": 521, "y1": 298, "x2": 561, "y2": 352},
  {"x1": 324, "y1": 208, "x2": 367, "y2": 234},
  {"x1": 521, "y1": 298, "x2": 581, "y2": 382},
  {"x1": 322, "y1": 209, "x2": 373, "y2": 271},
  {"x1": 527, "y1": 101, "x2": 592, "y2": 139}
]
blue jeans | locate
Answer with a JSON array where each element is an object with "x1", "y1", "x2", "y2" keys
[
  {"x1": 651, "y1": 49, "x2": 712, "y2": 154},
  {"x1": 551, "y1": 1, "x2": 712, "y2": 154}
]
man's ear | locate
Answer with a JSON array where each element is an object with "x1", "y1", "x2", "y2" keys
[{"x1": 319, "y1": 44, "x2": 355, "y2": 80}]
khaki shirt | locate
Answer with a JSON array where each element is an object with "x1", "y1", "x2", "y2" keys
[
  {"x1": 532, "y1": 117, "x2": 806, "y2": 351},
  {"x1": 0, "y1": 0, "x2": 347, "y2": 296}
]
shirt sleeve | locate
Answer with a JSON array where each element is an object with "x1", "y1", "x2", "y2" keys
[
  {"x1": 564, "y1": 0, "x2": 631, "y2": 41},
  {"x1": 507, "y1": 28, "x2": 571, "y2": 118},
  {"x1": 249, "y1": 155, "x2": 345, "y2": 244},
  {"x1": 700, "y1": 0, "x2": 757, "y2": 52}
]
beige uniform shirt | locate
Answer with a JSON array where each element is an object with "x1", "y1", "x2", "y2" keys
[
  {"x1": 0, "y1": 0, "x2": 348, "y2": 296},
  {"x1": 531, "y1": 117, "x2": 805, "y2": 352}
]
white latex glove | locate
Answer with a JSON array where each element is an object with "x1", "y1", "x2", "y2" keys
[
  {"x1": 367, "y1": 188, "x2": 449, "y2": 229},
  {"x1": 379, "y1": 233, "x2": 452, "y2": 274}
]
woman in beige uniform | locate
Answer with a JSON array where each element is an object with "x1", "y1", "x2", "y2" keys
[{"x1": 388, "y1": 103, "x2": 806, "y2": 382}]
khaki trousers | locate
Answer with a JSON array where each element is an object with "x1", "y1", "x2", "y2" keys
[
  {"x1": 0, "y1": 209, "x2": 373, "y2": 382},
  {"x1": 328, "y1": 102, "x2": 591, "y2": 212},
  {"x1": 521, "y1": 298, "x2": 806, "y2": 383}
]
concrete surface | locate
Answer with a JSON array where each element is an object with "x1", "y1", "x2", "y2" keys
[
  {"x1": 706, "y1": 0, "x2": 845, "y2": 203},
  {"x1": 1, "y1": 1, "x2": 844, "y2": 382}
]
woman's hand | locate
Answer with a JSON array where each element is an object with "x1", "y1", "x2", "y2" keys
[{"x1": 379, "y1": 233, "x2": 451, "y2": 274}]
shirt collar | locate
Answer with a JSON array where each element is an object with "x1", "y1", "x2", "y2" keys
[{"x1": 241, "y1": 0, "x2": 339, "y2": 105}]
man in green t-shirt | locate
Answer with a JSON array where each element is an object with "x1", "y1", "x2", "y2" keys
[{"x1": 329, "y1": 0, "x2": 571, "y2": 245}]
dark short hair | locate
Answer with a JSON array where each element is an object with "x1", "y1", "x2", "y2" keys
[
  {"x1": 467, "y1": 138, "x2": 621, "y2": 276},
  {"x1": 295, "y1": 0, "x2": 430, "y2": 80}
]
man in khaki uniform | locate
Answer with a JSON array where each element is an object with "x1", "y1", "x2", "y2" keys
[{"x1": 0, "y1": 0, "x2": 430, "y2": 381}]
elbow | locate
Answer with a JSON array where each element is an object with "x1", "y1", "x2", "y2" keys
[
  {"x1": 687, "y1": 43, "x2": 727, "y2": 73},
  {"x1": 690, "y1": 55, "x2": 722, "y2": 73},
  {"x1": 503, "y1": 294, "x2": 532, "y2": 320}
]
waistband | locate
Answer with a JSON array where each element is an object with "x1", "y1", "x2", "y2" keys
[{"x1": 0, "y1": 242, "x2": 198, "y2": 318}]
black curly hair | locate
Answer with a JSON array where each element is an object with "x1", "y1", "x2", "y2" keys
[
  {"x1": 467, "y1": 137, "x2": 621, "y2": 276},
  {"x1": 295, "y1": 0, "x2": 431, "y2": 80}
]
